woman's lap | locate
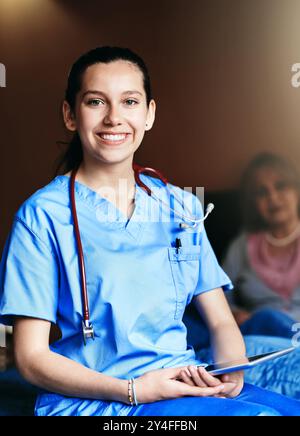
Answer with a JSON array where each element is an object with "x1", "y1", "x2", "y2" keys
[
  {"x1": 35, "y1": 383, "x2": 300, "y2": 416},
  {"x1": 130, "y1": 383, "x2": 299, "y2": 416}
]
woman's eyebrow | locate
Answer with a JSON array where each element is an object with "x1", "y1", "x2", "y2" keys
[
  {"x1": 82, "y1": 90, "x2": 105, "y2": 98},
  {"x1": 82, "y1": 90, "x2": 143, "y2": 98},
  {"x1": 122, "y1": 90, "x2": 143, "y2": 96}
]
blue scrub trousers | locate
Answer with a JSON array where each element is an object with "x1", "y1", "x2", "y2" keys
[
  {"x1": 35, "y1": 383, "x2": 300, "y2": 416},
  {"x1": 128, "y1": 384, "x2": 300, "y2": 416}
]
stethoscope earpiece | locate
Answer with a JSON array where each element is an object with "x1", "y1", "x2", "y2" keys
[{"x1": 179, "y1": 203, "x2": 215, "y2": 230}]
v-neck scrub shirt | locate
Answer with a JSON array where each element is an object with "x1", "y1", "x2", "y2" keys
[{"x1": 0, "y1": 173, "x2": 233, "y2": 411}]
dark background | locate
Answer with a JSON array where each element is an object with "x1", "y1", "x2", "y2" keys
[{"x1": 1, "y1": 0, "x2": 300, "y2": 251}]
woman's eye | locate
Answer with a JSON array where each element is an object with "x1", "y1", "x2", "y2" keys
[
  {"x1": 275, "y1": 181, "x2": 288, "y2": 191},
  {"x1": 125, "y1": 99, "x2": 138, "y2": 106},
  {"x1": 87, "y1": 99, "x2": 104, "y2": 106},
  {"x1": 255, "y1": 187, "x2": 268, "y2": 198}
]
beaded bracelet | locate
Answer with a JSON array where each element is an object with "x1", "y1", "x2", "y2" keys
[{"x1": 128, "y1": 378, "x2": 134, "y2": 405}]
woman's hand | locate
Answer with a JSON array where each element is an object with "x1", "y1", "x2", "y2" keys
[
  {"x1": 178, "y1": 365, "x2": 244, "y2": 399},
  {"x1": 134, "y1": 366, "x2": 225, "y2": 404},
  {"x1": 219, "y1": 371, "x2": 244, "y2": 398}
]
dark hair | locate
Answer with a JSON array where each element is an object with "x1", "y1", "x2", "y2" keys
[
  {"x1": 240, "y1": 152, "x2": 300, "y2": 231},
  {"x1": 55, "y1": 46, "x2": 153, "y2": 175}
]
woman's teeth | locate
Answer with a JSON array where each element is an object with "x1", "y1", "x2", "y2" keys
[{"x1": 99, "y1": 133, "x2": 127, "y2": 141}]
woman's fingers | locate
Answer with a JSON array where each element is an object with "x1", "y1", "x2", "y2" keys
[
  {"x1": 189, "y1": 365, "x2": 222, "y2": 387},
  {"x1": 198, "y1": 366, "x2": 223, "y2": 387},
  {"x1": 179, "y1": 369, "x2": 195, "y2": 386},
  {"x1": 181, "y1": 382, "x2": 225, "y2": 398},
  {"x1": 176, "y1": 366, "x2": 221, "y2": 389},
  {"x1": 161, "y1": 365, "x2": 236, "y2": 399},
  {"x1": 163, "y1": 366, "x2": 192, "y2": 380},
  {"x1": 166, "y1": 365, "x2": 239, "y2": 399},
  {"x1": 187, "y1": 365, "x2": 207, "y2": 387}
]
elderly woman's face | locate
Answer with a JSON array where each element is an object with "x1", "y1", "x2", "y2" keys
[{"x1": 254, "y1": 167, "x2": 299, "y2": 228}]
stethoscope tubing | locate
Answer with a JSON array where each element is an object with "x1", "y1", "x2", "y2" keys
[
  {"x1": 133, "y1": 163, "x2": 207, "y2": 225},
  {"x1": 70, "y1": 163, "x2": 212, "y2": 343},
  {"x1": 150, "y1": 185, "x2": 204, "y2": 225},
  {"x1": 70, "y1": 169, "x2": 90, "y2": 324}
]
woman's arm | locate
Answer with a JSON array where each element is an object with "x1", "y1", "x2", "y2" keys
[
  {"x1": 193, "y1": 287, "x2": 246, "y2": 362},
  {"x1": 185, "y1": 287, "x2": 246, "y2": 398},
  {"x1": 14, "y1": 317, "x2": 128, "y2": 403},
  {"x1": 14, "y1": 318, "x2": 224, "y2": 404},
  {"x1": 14, "y1": 317, "x2": 225, "y2": 405}
]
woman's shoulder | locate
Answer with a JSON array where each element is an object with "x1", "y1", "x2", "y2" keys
[{"x1": 14, "y1": 176, "x2": 69, "y2": 233}]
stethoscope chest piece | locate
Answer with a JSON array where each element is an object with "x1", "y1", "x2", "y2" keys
[{"x1": 82, "y1": 320, "x2": 95, "y2": 345}]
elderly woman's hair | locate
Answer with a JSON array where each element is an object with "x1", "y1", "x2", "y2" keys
[{"x1": 240, "y1": 152, "x2": 300, "y2": 232}]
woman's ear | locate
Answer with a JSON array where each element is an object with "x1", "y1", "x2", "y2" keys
[
  {"x1": 145, "y1": 99, "x2": 156, "y2": 131},
  {"x1": 62, "y1": 100, "x2": 77, "y2": 132}
]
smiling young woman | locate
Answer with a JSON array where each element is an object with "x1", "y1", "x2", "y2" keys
[{"x1": 60, "y1": 52, "x2": 155, "y2": 217}]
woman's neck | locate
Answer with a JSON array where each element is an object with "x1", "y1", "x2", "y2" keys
[
  {"x1": 268, "y1": 218, "x2": 300, "y2": 239},
  {"x1": 264, "y1": 218, "x2": 300, "y2": 251},
  {"x1": 76, "y1": 159, "x2": 136, "y2": 194}
]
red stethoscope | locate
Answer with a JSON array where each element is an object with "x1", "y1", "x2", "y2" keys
[{"x1": 70, "y1": 163, "x2": 214, "y2": 344}]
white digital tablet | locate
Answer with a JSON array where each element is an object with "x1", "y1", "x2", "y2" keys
[{"x1": 202, "y1": 347, "x2": 296, "y2": 376}]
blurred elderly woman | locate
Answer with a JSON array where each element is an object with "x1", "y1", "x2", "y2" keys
[{"x1": 223, "y1": 152, "x2": 300, "y2": 338}]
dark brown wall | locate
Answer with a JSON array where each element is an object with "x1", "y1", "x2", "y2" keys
[{"x1": 1, "y1": 0, "x2": 300, "y2": 249}]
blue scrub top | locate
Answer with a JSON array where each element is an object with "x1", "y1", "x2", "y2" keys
[{"x1": 0, "y1": 173, "x2": 232, "y2": 380}]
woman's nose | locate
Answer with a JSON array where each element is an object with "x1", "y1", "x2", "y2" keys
[
  {"x1": 103, "y1": 105, "x2": 122, "y2": 125},
  {"x1": 267, "y1": 187, "x2": 280, "y2": 204}
]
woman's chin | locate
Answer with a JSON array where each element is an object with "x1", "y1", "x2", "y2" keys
[
  {"x1": 92, "y1": 152, "x2": 134, "y2": 166},
  {"x1": 266, "y1": 216, "x2": 291, "y2": 229}
]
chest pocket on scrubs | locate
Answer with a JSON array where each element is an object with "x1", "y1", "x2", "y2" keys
[{"x1": 168, "y1": 246, "x2": 201, "y2": 320}]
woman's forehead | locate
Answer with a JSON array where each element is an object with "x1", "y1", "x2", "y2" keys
[
  {"x1": 80, "y1": 60, "x2": 144, "y2": 93},
  {"x1": 255, "y1": 166, "x2": 284, "y2": 181},
  {"x1": 253, "y1": 166, "x2": 294, "y2": 189}
]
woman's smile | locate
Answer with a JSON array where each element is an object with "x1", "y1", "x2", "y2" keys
[
  {"x1": 95, "y1": 131, "x2": 132, "y2": 146},
  {"x1": 96, "y1": 132, "x2": 131, "y2": 145}
]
